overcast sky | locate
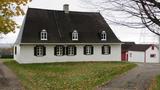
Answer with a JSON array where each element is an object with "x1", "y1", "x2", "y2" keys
[{"x1": 0, "y1": 0, "x2": 159, "y2": 44}]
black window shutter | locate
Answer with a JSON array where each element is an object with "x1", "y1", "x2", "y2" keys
[
  {"x1": 102, "y1": 46, "x2": 104, "y2": 54},
  {"x1": 91, "y1": 46, "x2": 94, "y2": 55},
  {"x1": 108, "y1": 46, "x2": 111, "y2": 54},
  {"x1": 63, "y1": 46, "x2": 65, "y2": 56},
  {"x1": 74, "y1": 46, "x2": 77, "y2": 55},
  {"x1": 54, "y1": 46, "x2": 57, "y2": 56},
  {"x1": 66, "y1": 46, "x2": 68, "y2": 55},
  {"x1": 84, "y1": 46, "x2": 86, "y2": 55},
  {"x1": 34, "y1": 46, "x2": 37, "y2": 56},
  {"x1": 43, "y1": 46, "x2": 46, "y2": 56}
]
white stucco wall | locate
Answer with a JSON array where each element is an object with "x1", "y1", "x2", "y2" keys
[
  {"x1": 146, "y1": 46, "x2": 159, "y2": 63},
  {"x1": 128, "y1": 51, "x2": 145, "y2": 62},
  {"x1": 14, "y1": 44, "x2": 121, "y2": 64}
]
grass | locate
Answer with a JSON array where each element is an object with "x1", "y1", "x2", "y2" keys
[
  {"x1": 151, "y1": 75, "x2": 160, "y2": 90},
  {"x1": 4, "y1": 60, "x2": 136, "y2": 90}
]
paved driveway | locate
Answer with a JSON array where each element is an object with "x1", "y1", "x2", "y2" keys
[
  {"x1": 0, "y1": 61, "x2": 23, "y2": 90},
  {"x1": 97, "y1": 63, "x2": 160, "y2": 90}
]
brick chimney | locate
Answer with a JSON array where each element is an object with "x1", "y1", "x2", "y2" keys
[{"x1": 63, "y1": 4, "x2": 69, "y2": 14}]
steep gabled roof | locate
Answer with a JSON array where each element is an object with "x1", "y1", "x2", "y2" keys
[
  {"x1": 15, "y1": 16, "x2": 26, "y2": 45},
  {"x1": 18, "y1": 8, "x2": 121, "y2": 44},
  {"x1": 128, "y1": 44, "x2": 151, "y2": 51}
]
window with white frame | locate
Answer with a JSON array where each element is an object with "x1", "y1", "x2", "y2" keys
[
  {"x1": 14, "y1": 46, "x2": 17, "y2": 55},
  {"x1": 37, "y1": 46, "x2": 43, "y2": 56},
  {"x1": 55, "y1": 45, "x2": 64, "y2": 56},
  {"x1": 72, "y1": 30, "x2": 78, "y2": 41},
  {"x1": 101, "y1": 31, "x2": 107, "y2": 41},
  {"x1": 84, "y1": 45, "x2": 93, "y2": 55},
  {"x1": 34, "y1": 45, "x2": 46, "y2": 56},
  {"x1": 102, "y1": 45, "x2": 111, "y2": 55},
  {"x1": 41, "y1": 29, "x2": 47, "y2": 40},
  {"x1": 67, "y1": 46, "x2": 76, "y2": 56}
]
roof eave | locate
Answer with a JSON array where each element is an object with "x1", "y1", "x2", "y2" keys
[
  {"x1": 14, "y1": 15, "x2": 27, "y2": 45},
  {"x1": 19, "y1": 42, "x2": 123, "y2": 45}
]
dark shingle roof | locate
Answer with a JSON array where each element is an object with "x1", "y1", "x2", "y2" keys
[
  {"x1": 122, "y1": 42, "x2": 135, "y2": 52},
  {"x1": 19, "y1": 8, "x2": 121, "y2": 43},
  {"x1": 128, "y1": 44, "x2": 151, "y2": 51}
]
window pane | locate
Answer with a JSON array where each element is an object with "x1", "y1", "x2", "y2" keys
[
  {"x1": 56, "y1": 46, "x2": 63, "y2": 56},
  {"x1": 85, "y1": 46, "x2": 92, "y2": 55},
  {"x1": 103, "y1": 45, "x2": 110, "y2": 55},
  {"x1": 101, "y1": 31, "x2": 106, "y2": 40},
  {"x1": 72, "y1": 31, "x2": 78, "y2": 40},
  {"x1": 104, "y1": 46, "x2": 108, "y2": 53},
  {"x1": 150, "y1": 54, "x2": 156, "y2": 58},
  {"x1": 68, "y1": 46, "x2": 74, "y2": 55},
  {"x1": 41, "y1": 31, "x2": 47, "y2": 40},
  {"x1": 36, "y1": 46, "x2": 44, "y2": 56}
]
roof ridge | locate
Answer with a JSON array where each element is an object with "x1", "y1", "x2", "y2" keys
[{"x1": 28, "y1": 7, "x2": 100, "y2": 14}]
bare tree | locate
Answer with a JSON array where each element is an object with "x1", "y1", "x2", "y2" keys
[{"x1": 82, "y1": 0, "x2": 160, "y2": 35}]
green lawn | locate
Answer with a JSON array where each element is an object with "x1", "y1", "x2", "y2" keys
[
  {"x1": 4, "y1": 60, "x2": 136, "y2": 90},
  {"x1": 152, "y1": 75, "x2": 160, "y2": 90}
]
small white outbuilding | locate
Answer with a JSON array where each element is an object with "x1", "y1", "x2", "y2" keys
[{"x1": 127, "y1": 44, "x2": 159, "y2": 63}]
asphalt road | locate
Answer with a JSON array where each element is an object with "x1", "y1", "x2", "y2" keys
[{"x1": 97, "y1": 63, "x2": 160, "y2": 90}]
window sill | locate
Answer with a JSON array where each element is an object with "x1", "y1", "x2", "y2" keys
[
  {"x1": 41, "y1": 39, "x2": 48, "y2": 41},
  {"x1": 67, "y1": 55, "x2": 76, "y2": 56},
  {"x1": 55, "y1": 55, "x2": 64, "y2": 56},
  {"x1": 102, "y1": 54, "x2": 110, "y2": 55},
  {"x1": 35, "y1": 55, "x2": 45, "y2": 57},
  {"x1": 101, "y1": 39, "x2": 107, "y2": 41},
  {"x1": 84, "y1": 54, "x2": 93, "y2": 55},
  {"x1": 72, "y1": 39, "x2": 78, "y2": 41}
]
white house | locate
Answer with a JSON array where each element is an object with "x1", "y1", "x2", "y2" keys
[
  {"x1": 14, "y1": 4, "x2": 122, "y2": 64},
  {"x1": 127, "y1": 44, "x2": 159, "y2": 63}
]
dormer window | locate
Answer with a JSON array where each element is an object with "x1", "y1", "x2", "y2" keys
[
  {"x1": 72, "y1": 30, "x2": 78, "y2": 41},
  {"x1": 101, "y1": 31, "x2": 107, "y2": 41},
  {"x1": 41, "y1": 29, "x2": 47, "y2": 40}
]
